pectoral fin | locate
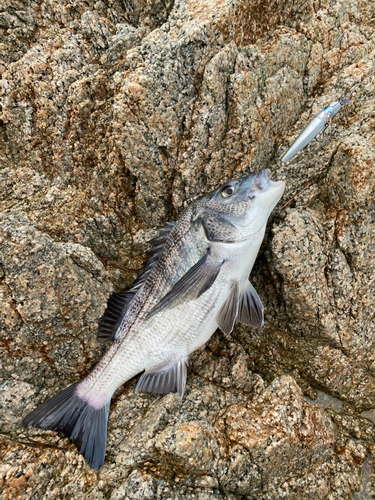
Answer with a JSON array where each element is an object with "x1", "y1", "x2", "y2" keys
[
  {"x1": 216, "y1": 281, "x2": 239, "y2": 336},
  {"x1": 237, "y1": 281, "x2": 264, "y2": 328},
  {"x1": 147, "y1": 250, "x2": 223, "y2": 319},
  {"x1": 136, "y1": 357, "x2": 188, "y2": 398}
]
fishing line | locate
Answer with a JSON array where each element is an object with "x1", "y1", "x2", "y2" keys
[{"x1": 278, "y1": 183, "x2": 313, "y2": 211}]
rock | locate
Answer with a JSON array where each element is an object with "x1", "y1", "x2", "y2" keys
[
  {"x1": 1, "y1": 0, "x2": 375, "y2": 497},
  {"x1": 0, "y1": 214, "x2": 112, "y2": 385},
  {"x1": 217, "y1": 376, "x2": 359, "y2": 498}
]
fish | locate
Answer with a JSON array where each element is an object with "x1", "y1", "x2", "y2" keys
[
  {"x1": 23, "y1": 169, "x2": 285, "y2": 471},
  {"x1": 281, "y1": 96, "x2": 350, "y2": 162}
]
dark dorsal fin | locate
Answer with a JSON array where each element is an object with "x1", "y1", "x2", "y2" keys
[
  {"x1": 97, "y1": 289, "x2": 138, "y2": 343},
  {"x1": 97, "y1": 222, "x2": 174, "y2": 343}
]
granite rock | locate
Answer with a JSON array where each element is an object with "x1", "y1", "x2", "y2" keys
[{"x1": 1, "y1": 0, "x2": 375, "y2": 497}]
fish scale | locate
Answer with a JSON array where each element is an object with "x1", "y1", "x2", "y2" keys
[{"x1": 23, "y1": 169, "x2": 285, "y2": 470}]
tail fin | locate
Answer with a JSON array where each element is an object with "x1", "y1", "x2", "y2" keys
[{"x1": 23, "y1": 382, "x2": 110, "y2": 471}]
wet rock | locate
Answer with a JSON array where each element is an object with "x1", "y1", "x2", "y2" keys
[{"x1": 1, "y1": 0, "x2": 375, "y2": 497}]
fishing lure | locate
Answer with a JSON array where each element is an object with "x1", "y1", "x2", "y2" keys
[{"x1": 281, "y1": 96, "x2": 350, "y2": 162}]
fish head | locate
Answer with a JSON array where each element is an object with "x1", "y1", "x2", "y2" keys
[{"x1": 203, "y1": 170, "x2": 285, "y2": 240}]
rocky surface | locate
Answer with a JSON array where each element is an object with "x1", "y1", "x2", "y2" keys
[{"x1": 1, "y1": 0, "x2": 375, "y2": 498}]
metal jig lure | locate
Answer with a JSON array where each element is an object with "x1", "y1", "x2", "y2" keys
[{"x1": 281, "y1": 84, "x2": 360, "y2": 163}]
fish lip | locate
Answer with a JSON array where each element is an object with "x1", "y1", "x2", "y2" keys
[
  {"x1": 262, "y1": 169, "x2": 270, "y2": 181},
  {"x1": 249, "y1": 169, "x2": 270, "y2": 196}
]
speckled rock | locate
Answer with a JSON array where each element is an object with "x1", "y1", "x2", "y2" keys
[{"x1": 1, "y1": 0, "x2": 375, "y2": 498}]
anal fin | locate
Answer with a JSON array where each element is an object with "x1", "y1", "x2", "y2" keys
[
  {"x1": 135, "y1": 358, "x2": 188, "y2": 398},
  {"x1": 237, "y1": 280, "x2": 264, "y2": 328}
]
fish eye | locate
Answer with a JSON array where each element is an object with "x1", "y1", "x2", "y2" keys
[{"x1": 221, "y1": 186, "x2": 235, "y2": 198}]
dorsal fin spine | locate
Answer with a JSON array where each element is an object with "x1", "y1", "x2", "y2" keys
[{"x1": 97, "y1": 222, "x2": 175, "y2": 343}]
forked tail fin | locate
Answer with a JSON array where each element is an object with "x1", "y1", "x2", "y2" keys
[{"x1": 23, "y1": 382, "x2": 110, "y2": 471}]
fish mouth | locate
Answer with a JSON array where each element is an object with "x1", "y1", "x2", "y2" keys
[
  {"x1": 249, "y1": 169, "x2": 285, "y2": 200},
  {"x1": 249, "y1": 169, "x2": 270, "y2": 196},
  {"x1": 256, "y1": 169, "x2": 270, "y2": 189}
]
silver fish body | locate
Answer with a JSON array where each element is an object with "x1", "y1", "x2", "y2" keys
[
  {"x1": 23, "y1": 170, "x2": 285, "y2": 470},
  {"x1": 281, "y1": 97, "x2": 350, "y2": 163}
]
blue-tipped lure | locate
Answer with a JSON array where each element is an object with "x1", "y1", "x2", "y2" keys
[
  {"x1": 281, "y1": 78, "x2": 366, "y2": 163},
  {"x1": 281, "y1": 96, "x2": 350, "y2": 163}
]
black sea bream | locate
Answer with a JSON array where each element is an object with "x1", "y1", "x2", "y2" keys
[{"x1": 23, "y1": 170, "x2": 285, "y2": 470}]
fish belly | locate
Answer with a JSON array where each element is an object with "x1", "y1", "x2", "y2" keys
[
  {"x1": 142, "y1": 243, "x2": 260, "y2": 362},
  {"x1": 76, "y1": 283, "x2": 227, "y2": 406}
]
